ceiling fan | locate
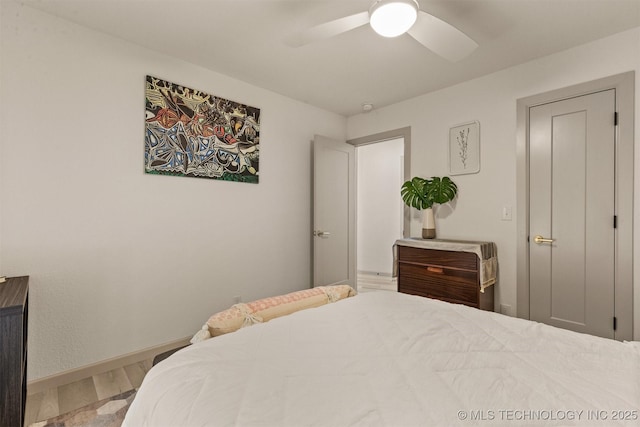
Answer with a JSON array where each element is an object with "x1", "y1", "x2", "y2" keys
[{"x1": 284, "y1": 0, "x2": 478, "y2": 62}]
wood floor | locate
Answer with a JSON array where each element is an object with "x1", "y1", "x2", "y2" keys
[{"x1": 24, "y1": 358, "x2": 153, "y2": 426}]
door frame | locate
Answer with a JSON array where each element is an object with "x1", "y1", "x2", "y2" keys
[
  {"x1": 515, "y1": 71, "x2": 634, "y2": 341},
  {"x1": 348, "y1": 126, "x2": 412, "y2": 238}
]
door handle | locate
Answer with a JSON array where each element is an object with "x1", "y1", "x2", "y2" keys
[
  {"x1": 533, "y1": 235, "x2": 554, "y2": 244},
  {"x1": 314, "y1": 230, "x2": 331, "y2": 237}
]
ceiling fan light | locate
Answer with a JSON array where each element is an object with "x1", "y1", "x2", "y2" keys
[{"x1": 369, "y1": 0, "x2": 418, "y2": 38}]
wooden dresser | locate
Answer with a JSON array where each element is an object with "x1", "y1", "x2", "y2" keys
[
  {"x1": 0, "y1": 276, "x2": 29, "y2": 427},
  {"x1": 396, "y1": 240, "x2": 495, "y2": 311}
]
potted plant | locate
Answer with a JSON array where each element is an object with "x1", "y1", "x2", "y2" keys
[{"x1": 401, "y1": 176, "x2": 458, "y2": 239}]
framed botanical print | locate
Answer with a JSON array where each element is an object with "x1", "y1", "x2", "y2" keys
[{"x1": 449, "y1": 121, "x2": 480, "y2": 175}]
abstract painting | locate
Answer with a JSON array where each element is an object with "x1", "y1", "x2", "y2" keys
[
  {"x1": 449, "y1": 121, "x2": 480, "y2": 175},
  {"x1": 145, "y1": 75, "x2": 260, "y2": 183}
]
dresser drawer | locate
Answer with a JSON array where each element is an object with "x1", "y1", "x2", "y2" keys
[
  {"x1": 398, "y1": 263, "x2": 478, "y2": 305},
  {"x1": 398, "y1": 246, "x2": 477, "y2": 270},
  {"x1": 396, "y1": 241, "x2": 494, "y2": 311}
]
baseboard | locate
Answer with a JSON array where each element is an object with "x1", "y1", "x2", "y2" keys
[
  {"x1": 27, "y1": 336, "x2": 192, "y2": 395},
  {"x1": 357, "y1": 270, "x2": 393, "y2": 277}
]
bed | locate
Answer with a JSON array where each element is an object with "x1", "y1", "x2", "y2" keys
[{"x1": 123, "y1": 290, "x2": 640, "y2": 426}]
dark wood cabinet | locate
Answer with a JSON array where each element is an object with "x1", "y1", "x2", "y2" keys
[
  {"x1": 0, "y1": 276, "x2": 29, "y2": 427},
  {"x1": 397, "y1": 244, "x2": 494, "y2": 311}
]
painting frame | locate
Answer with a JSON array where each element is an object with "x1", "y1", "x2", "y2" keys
[
  {"x1": 144, "y1": 75, "x2": 260, "y2": 184},
  {"x1": 449, "y1": 120, "x2": 480, "y2": 175}
]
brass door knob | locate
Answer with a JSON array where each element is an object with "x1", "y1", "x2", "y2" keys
[{"x1": 533, "y1": 235, "x2": 554, "y2": 244}]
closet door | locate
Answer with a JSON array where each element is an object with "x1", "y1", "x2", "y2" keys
[{"x1": 529, "y1": 90, "x2": 615, "y2": 339}]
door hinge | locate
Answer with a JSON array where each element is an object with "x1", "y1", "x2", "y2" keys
[
  {"x1": 613, "y1": 317, "x2": 617, "y2": 331},
  {"x1": 613, "y1": 215, "x2": 617, "y2": 229},
  {"x1": 614, "y1": 111, "x2": 618, "y2": 126}
]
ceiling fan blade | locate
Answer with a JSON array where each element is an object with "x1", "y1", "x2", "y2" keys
[
  {"x1": 284, "y1": 11, "x2": 370, "y2": 47},
  {"x1": 407, "y1": 11, "x2": 478, "y2": 62}
]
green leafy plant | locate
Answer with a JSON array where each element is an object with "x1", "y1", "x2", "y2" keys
[{"x1": 401, "y1": 176, "x2": 458, "y2": 210}]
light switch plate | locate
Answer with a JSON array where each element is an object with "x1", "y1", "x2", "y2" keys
[{"x1": 501, "y1": 206, "x2": 512, "y2": 221}]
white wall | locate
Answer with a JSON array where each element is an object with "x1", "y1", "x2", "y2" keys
[
  {"x1": 357, "y1": 138, "x2": 404, "y2": 275},
  {"x1": 0, "y1": 2, "x2": 346, "y2": 380},
  {"x1": 347, "y1": 27, "x2": 640, "y2": 339}
]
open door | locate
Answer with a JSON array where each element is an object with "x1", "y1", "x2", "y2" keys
[{"x1": 312, "y1": 135, "x2": 356, "y2": 287}]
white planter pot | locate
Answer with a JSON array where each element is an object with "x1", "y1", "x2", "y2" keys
[{"x1": 422, "y1": 207, "x2": 436, "y2": 239}]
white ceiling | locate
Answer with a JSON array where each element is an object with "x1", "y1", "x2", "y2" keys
[{"x1": 17, "y1": 0, "x2": 640, "y2": 116}]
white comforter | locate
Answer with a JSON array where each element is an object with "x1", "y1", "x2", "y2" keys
[{"x1": 124, "y1": 291, "x2": 640, "y2": 426}]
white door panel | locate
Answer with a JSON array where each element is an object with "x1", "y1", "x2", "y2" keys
[
  {"x1": 313, "y1": 135, "x2": 356, "y2": 287},
  {"x1": 529, "y1": 90, "x2": 615, "y2": 338}
]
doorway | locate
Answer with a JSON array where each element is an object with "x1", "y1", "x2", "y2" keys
[
  {"x1": 356, "y1": 138, "x2": 404, "y2": 292},
  {"x1": 347, "y1": 127, "x2": 411, "y2": 293},
  {"x1": 516, "y1": 72, "x2": 634, "y2": 341}
]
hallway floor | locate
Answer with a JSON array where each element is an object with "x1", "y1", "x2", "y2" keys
[{"x1": 357, "y1": 272, "x2": 397, "y2": 293}]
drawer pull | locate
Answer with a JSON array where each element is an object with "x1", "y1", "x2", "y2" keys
[{"x1": 426, "y1": 266, "x2": 444, "y2": 274}]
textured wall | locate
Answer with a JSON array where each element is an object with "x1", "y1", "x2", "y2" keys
[{"x1": 0, "y1": 2, "x2": 346, "y2": 380}]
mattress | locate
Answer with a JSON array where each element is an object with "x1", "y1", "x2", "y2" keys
[{"x1": 123, "y1": 291, "x2": 640, "y2": 426}]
